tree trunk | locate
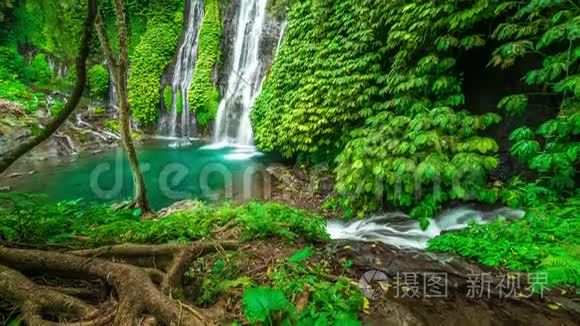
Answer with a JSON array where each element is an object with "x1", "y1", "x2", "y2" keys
[
  {"x1": 95, "y1": 0, "x2": 152, "y2": 213},
  {"x1": 116, "y1": 68, "x2": 152, "y2": 212},
  {"x1": 0, "y1": 0, "x2": 97, "y2": 175}
]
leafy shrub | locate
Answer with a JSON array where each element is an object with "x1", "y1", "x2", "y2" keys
[
  {"x1": 24, "y1": 53, "x2": 52, "y2": 84},
  {"x1": 252, "y1": 0, "x2": 383, "y2": 160},
  {"x1": 0, "y1": 79, "x2": 41, "y2": 112},
  {"x1": 428, "y1": 195, "x2": 580, "y2": 287},
  {"x1": 189, "y1": 0, "x2": 222, "y2": 128},
  {"x1": 88, "y1": 64, "x2": 110, "y2": 99},
  {"x1": 104, "y1": 119, "x2": 120, "y2": 133},
  {"x1": 253, "y1": 0, "x2": 579, "y2": 221},
  {"x1": 242, "y1": 247, "x2": 363, "y2": 325},
  {"x1": 0, "y1": 46, "x2": 24, "y2": 78},
  {"x1": 162, "y1": 85, "x2": 172, "y2": 110}
]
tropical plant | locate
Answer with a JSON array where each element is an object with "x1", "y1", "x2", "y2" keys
[
  {"x1": 428, "y1": 194, "x2": 580, "y2": 288},
  {"x1": 490, "y1": 1, "x2": 579, "y2": 194},
  {"x1": 242, "y1": 246, "x2": 363, "y2": 325}
]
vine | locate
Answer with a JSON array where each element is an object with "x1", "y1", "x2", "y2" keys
[
  {"x1": 189, "y1": 0, "x2": 222, "y2": 128},
  {"x1": 128, "y1": 2, "x2": 184, "y2": 125}
]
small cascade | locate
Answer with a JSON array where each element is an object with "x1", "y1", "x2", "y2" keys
[
  {"x1": 327, "y1": 207, "x2": 525, "y2": 249},
  {"x1": 47, "y1": 56, "x2": 69, "y2": 79},
  {"x1": 213, "y1": 0, "x2": 268, "y2": 145},
  {"x1": 158, "y1": 0, "x2": 204, "y2": 139},
  {"x1": 275, "y1": 22, "x2": 287, "y2": 54},
  {"x1": 108, "y1": 73, "x2": 118, "y2": 112}
]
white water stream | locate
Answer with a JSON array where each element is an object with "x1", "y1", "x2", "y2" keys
[
  {"x1": 159, "y1": 0, "x2": 204, "y2": 139},
  {"x1": 213, "y1": 0, "x2": 268, "y2": 146},
  {"x1": 327, "y1": 207, "x2": 525, "y2": 250}
]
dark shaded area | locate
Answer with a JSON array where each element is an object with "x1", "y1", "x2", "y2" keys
[{"x1": 458, "y1": 43, "x2": 559, "y2": 181}]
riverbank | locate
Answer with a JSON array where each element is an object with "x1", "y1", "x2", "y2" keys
[
  {"x1": 0, "y1": 196, "x2": 577, "y2": 325},
  {"x1": 0, "y1": 99, "x2": 121, "y2": 180}
]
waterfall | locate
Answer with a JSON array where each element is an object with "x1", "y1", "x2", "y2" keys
[
  {"x1": 108, "y1": 74, "x2": 118, "y2": 111},
  {"x1": 213, "y1": 0, "x2": 268, "y2": 145},
  {"x1": 326, "y1": 207, "x2": 525, "y2": 250},
  {"x1": 159, "y1": 0, "x2": 204, "y2": 139}
]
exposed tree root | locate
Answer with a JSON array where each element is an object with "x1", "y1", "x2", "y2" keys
[{"x1": 0, "y1": 241, "x2": 239, "y2": 325}]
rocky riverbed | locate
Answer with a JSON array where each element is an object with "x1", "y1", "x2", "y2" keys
[{"x1": 0, "y1": 99, "x2": 120, "y2": 178}]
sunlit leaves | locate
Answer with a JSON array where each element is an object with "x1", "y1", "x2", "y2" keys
[
  {"x1": 553, "y1": 74, "x2": 580, "y2": 96},
  {"x1": 459, "y1": 35, "x2": 485, "y2": 50},
  {"x1": 511, "y1": 140, "x2": 541, "y2": 161},
  {"x1": 509, "y1": 127, "x2": 535, "y2": 141},
  {"x1": 498, "y1": 94, "x2": 528, "y2": 116},
  {"x1": 490, "y1": 40, "x2": 533, "y2": 68}
]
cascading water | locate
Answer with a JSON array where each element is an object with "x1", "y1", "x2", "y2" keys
[
  {"x1": 213, "y1": 0, "x2": 268, "y2": 146},
  {"x1": 327, "y1": 207, "x2": 525, "y2": 250},
  {"x1": 158, "y1": 0, "x2": 204, "y2": 139}
]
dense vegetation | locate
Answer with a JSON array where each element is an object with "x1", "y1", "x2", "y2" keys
[
  {"x1": 429, "y1": 192, "x2": 580, "y2": 288},
  {"x1": 0, "y1": 0, "x2": 578, "y2": 323},
  {"x1": 253, "y1": 0, "x2": 579, "y2": 223},
  {"x1": 189, "y1": 0, "x2": 222, "y2": 128},
  {"x1": 128, "y1": 10, "x2": 183, "y2": 124},
  {"x1": 0, "y1": 195, "x2": 363, "y2": 324}
]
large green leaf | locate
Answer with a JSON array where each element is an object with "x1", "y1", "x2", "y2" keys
[{"x1": 243, "y1": 287, "x2": 290, "y2": 323}]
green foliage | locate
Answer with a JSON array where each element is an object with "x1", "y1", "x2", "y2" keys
[
  {"x1": 0, "y1": 46, "x2": 42, "y2": 111},
  {"x1": 0, "y1": 79, "x2": 41, "y2": 112},
  {"x1": 490, "y1": 0, "x2": 579, "y2": 194},
  {"x1": 49, "y1": 99, "x2": 66, "y2": 116},
  {"x1": 0, "y1": 46, "x2": 34, "y2": 110},
  {"x1": 0, "y1": 45, "x2": 24, "y2": 78},
  {"x1": 0, "y1": 196, "x2": 328, "y2": 246},
  {"x1": 253, "y1": 0, "x2": 578, "y2": 220},
  {"x1": 23, "y1": 53, "x2": 51, "y2": 84},
  {"x1": 104, "y1": 119, "x2": 120, "y2": 133},
  {"x1": 498, "y1": 94, "x2": 528, "y2": 116},
  {"x1": 189, "y1": 0, "x2": 222, "y2": 128},
  {"x1": 128, "y1": 11, "x2": 183, "y2": 125},
  {"x1": 242, "y1": 248, "x2": 363, "y2": 325},
  {"x1": 428, "y1": 194, "x2": 580, "y2": 288},
  {"x1": 243, "y1": 287, "x2": 290, "y2": 323},
  {"x1": 252, "y1": 0, "x2": 384, "y2": 160},
  {"x1": 331, "y1": 1, "x2": 502, "y2": 220},
  {"x1": 190, "y1": 252, "x2": 255, "y2": 306},
  {"x1": 88, "y1": 64, "x2": 109, "y2": 99},
  {"x1": 162, "y1": 85, "x2": 172, "y2": 110}
]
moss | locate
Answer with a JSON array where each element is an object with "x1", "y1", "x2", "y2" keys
[
  {"x1": 189, "y1": 0, "x2": 222, "y2": 128},
  {"x1": 163, "y1": 85, "x2": 172, "y2": 110},
  {"x1": 128, "y1": 16, "x2": 183, "y2": 125}
]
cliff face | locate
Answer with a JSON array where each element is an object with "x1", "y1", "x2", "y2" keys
[
  {"x1": 218, "y1": 0, "x2": 284, "y2": 97},
  {"x1": 159, "y1": 0, "x2": 285, "y2": 138}
]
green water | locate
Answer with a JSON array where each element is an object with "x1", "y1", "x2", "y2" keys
[{"x1": 2, "y1": 141, "x2": 279, "y2": 209}]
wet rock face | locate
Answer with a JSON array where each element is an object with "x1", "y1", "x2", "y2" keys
[
  {"x1": 218, "y1": 0, "x2": 285, "y2": 95},
  {"x1": 218, "y1": 0, "x2": 239, "y2": 95}
]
